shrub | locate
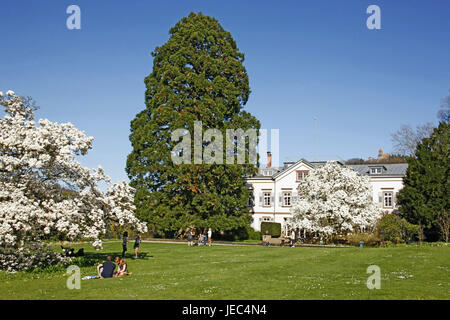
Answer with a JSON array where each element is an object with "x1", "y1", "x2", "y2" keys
[
  {"x1": 346, "y1": 233, "x2": 380, "y2": 247},
  {"x1": 0, "y1": 243, "x2": 71, "y2": 273},
  {"x1": 247, "y1": 228, "x2": 262, "y2": 241},
  {"x1": 260, "y1": 222, "x2": 281, "y2": 238},
  {"x1": 376, "y1": 213, "x2": 419, "y2": 243}
]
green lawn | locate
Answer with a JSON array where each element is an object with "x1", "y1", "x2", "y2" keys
[{"x1": 0, "y1": 241, "x2": 449, "y2": 299}]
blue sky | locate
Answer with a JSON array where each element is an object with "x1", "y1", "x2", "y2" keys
[{"x1": 1, "y1": 0, "x2": 449, "y2": 183}]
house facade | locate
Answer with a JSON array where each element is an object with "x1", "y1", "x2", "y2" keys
[{"x1": 245, "y1": 153, "x2": 407, "y2": 232}]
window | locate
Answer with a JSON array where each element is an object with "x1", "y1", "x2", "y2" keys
[
  {"x1": 282, "y1": 191, "x2": 292, "y2": 207},
  {"x1": 262, "y1": 216, "x2": 272, "y2": 222},
  {"x1": 383, "y1": 191, "x2": 393, "y2": 208},
  {"x1": 263, "y1": 192, "x2": 271, "y2": 207},
  {"x1": 296, "y1": 170, "x2": 309, "y2": 182},
  {"x1": 370, "y1": 167, "x2": 382, "y2": 174}
]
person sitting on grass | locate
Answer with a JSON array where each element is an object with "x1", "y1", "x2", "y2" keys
[
  {"x1": 97, "y1": 256, "x2": 116, "y2": 278},
  {"x1": 114, "y1": 257, "x2": 129, "y2": 277}
]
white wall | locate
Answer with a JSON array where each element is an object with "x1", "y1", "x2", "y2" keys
[
  {"x1": 247, "y1": 162, "x2": 313, "y2": 231},
  {"x1": 369, "y1": 176, "x2": 404, "y2": 212},
  {"x1": 246, "y1": 164, "x2": 405, "y2": 231}
]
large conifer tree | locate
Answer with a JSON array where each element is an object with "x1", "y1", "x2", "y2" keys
[
  {"x1": 398, "y1": 121, "x2": 449, "y2": 241},
  {"x1": 126, "y1": 13, "x2": 260, "y2": 237}
]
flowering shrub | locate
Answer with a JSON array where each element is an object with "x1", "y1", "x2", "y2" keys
[
  {"x1": 290, "y1": 161, "x2": 381, "y2": 237},
  {"x1": 0, "y1": 243, "x2": 71, "y2": 273},
  {"x1": 0, "y1": 91, "x2": 147, "y2": 254}
]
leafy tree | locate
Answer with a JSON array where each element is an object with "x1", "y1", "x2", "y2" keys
[
  {"x1": 398, "y1": 122, "x2": 449, "y2": 241},
  {"x1": 126, "y1": 13, "x2": 260, "y2": 237}
]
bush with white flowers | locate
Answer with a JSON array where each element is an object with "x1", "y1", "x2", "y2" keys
[
  {"x1": 0, "y1": 91, "x2": 147, "y2": 269},
  {"x1": 290, "y1": 161, "x2": 381, "y2": 237},
  {"x1": 0, "y1": 243, "x2": 72, "y2": 273}
]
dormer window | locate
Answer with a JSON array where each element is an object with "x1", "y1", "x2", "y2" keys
[{"x1": 370, "y1": 167, "x2": 382, "y2": 174}]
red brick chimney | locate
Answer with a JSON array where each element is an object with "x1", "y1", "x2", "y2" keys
[{"x1": 267, "y1": 151, "x2": 272, "y2": 168}]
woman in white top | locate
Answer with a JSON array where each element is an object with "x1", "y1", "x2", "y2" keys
[
  {"x1": 290, "y1": 230, "x2": 295, "y2": 247},
  {"x1": 207, "y1": 228, "x2": 212, "y2": 246}
]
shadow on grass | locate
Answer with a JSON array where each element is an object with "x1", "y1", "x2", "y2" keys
[{"x1": 69, "y1": 251, "x2": 152, "y2": 268}]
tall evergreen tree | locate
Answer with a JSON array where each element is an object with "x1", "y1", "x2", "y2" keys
[
  {"x1": 398, "y1": 122, "x2": 449, "y2": 241},
  {"x1": 126, "y1": 13, "x2": 260, "y2": 237}
]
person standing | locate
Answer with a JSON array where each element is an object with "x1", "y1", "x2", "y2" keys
[
  {"x1": 134, "y1": 234, "x2": 141, "y2": 258},
  {"x1": 290, "y1": 229, "x2": 296, "y2": 247},
  {"x1": 207, "y1": 228, "x2": 212, "y2": 246},
  {"x1": 121, "y1": 231, "x2": 128, "y2": 258},
  {"x1": 187, "y1": 229, "x2": 193, "y2": 246}
]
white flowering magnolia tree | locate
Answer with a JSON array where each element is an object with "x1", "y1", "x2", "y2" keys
[
  {"x1": 0, "y1": 91, "x2": 147, "y2": 250},
  {"x1": 290, "y1": 161, "x2": 381, "y2": 237}
]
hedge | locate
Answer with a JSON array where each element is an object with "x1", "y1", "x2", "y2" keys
[{"x1": 261, "y1": 222, "x2": 281, "y2": 238}]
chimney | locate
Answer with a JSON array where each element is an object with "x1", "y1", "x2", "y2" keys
[{"x1": 267, "y1": 151, "x2": 272, "y2": 168}]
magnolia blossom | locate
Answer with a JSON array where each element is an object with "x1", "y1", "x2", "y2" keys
[
  {"x1": 289, "y1": 161, "x2": 381, "y2": 236},
  {"x1": 0, "y1": 91, "x2": 147, "y2": 249}
]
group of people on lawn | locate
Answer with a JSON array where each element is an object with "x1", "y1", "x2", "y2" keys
[
  {"x1": 96, "y1": 256, "x2": 129, "y2": 278},
  {"x1": 95, "y1": 232, "x2": 141, "y2": 279},
  {"x1": 187, "y1": 227, "x2": 212, "y2": 246}
]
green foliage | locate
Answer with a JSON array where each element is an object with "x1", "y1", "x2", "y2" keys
[
  {"x1": 375, "y1": 214, "x2": 419, "y2": 243},
  {"x1": 216, "y1": 226, "x2": 261, "y2": 241},
  {"x1": 346, "y1": 233, "x2": 380, "y2": 247},
  {"x1": 247, "y1": 228, "x2": 262, "y2": 241},
  {"x1": 126, "y1": 12, "x2": 260, "y2": 237},
  {"x1": 260, "y1": 222, "x2": 281, "y2": 238},
  {"x1": 398, "y1": 122, "x2": 449, "y2": 241}
]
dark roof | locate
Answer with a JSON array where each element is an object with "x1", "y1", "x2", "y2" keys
[
  {"x1": 248, "y1": 160, "x2": 407, "y2": 180},
  {"x1": 347, "y1": 163, "x2": 408, "y2": 176},
  {"x1": 251, "y1": 159, "x2": 343, "y2": 179}
]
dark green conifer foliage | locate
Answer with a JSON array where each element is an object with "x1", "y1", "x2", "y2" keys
[
  {"x1": 126, "y1": 13, "x2": 260, "y2": 237},
  {"x1": 398, "y1": 122, "x2": 449, "y2": 241}
]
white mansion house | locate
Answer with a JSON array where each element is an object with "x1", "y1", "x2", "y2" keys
[{"x1": 245, "y1": 151, "x2": 408, "y2": 232}]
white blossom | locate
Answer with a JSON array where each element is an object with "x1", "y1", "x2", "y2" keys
[
  {"x1": 289, "y1": 161, "x2": 381, "y2": 237},
  {"x1": 0, "y1": 91, "x2": 147, "y2": 250}
]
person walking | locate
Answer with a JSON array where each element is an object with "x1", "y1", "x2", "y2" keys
[
  {"x1": 134, "y1": 234, "x2": 141, "y2": 258},
  {"x1": 207, "y1": 228, "x2": 212, "y2": 246},
  {"x1": 121, "y1": 231, "x2": 128, "y2": 258}
]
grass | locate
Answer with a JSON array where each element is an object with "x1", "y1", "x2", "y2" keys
[{"x1": 0, "y1": 241, "x2": 449, "y2": 300}]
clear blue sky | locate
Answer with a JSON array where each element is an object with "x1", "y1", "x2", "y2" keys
[{"x1": 1, "y1": 0, "x2": 449, "y2": 183}]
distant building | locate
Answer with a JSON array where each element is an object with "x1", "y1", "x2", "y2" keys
[{"x1": 245, "y1": 152, "x2": 407, "y2": 232}]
